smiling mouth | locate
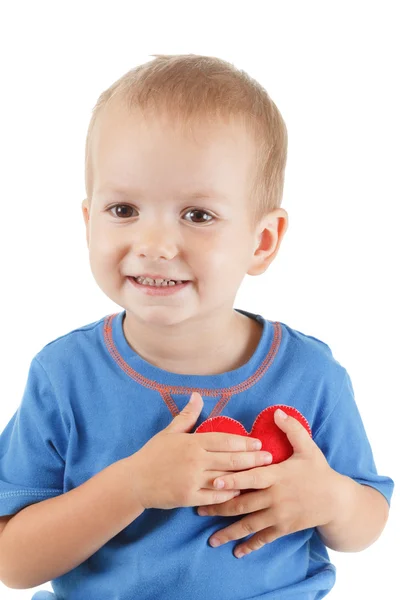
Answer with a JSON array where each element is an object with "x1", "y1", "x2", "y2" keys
[
  {"x1": 132, "y1": 276, "x2": 188, "y2": 287},
  {"x1": 127, "y1": 276, "x2": 191, "y2": 295}
]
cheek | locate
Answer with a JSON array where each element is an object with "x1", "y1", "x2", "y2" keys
[
  {"x1": 89, "y1": 223, "x2": 123, "y2": 256},
  {"x1": 191, "y1": 244, "x2": 229, "y2": 281},
  {"x1": 197, "y1": 234, "x2": 246, "y2": 271},
  {"x1": 88, "y1": 232, "x2": 124, "y2": 278}
]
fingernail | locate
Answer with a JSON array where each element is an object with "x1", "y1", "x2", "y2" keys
[
  {"x1": 209, "y1": 537, "x2": 221, "y2": 547},
  {"x1": 198, "y1": 508, "x2": 208, "y2": 516},
  {"x1": 276, "y1": 408, "x2": 287, "y2": 419},
  {"x1": 235, "y1": 550, "x2": 245, "y2": 558},
  {"x1": 263, "y1": 452, "x2": 273, "y2": 464},
  {"x1": 252, "y1": 440, "x2": 262, "y2": 450},
  {"x1": 214, "y1": 479, "x2": 225, "y2": 489}
]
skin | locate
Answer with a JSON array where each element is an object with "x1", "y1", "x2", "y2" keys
[
  {"x1": 82, "y1": 102, "x2": 288, "y2": 375},
  {"x1": 81, "y1": 101, "x2": 389, "y2": 559},
  {"x1": 198, "y1": 408, "x2": 390, "y2": 558}
]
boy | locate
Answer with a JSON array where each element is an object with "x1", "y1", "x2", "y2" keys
[{"x1": 0, "y1": 54, "x2": 394, "y2": 599}]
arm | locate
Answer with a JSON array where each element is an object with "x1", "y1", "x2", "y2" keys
[
  {"x1": 0, "y1": 457, "x2": 144, "y2": 590},
  {"x1": 317, "y1": 471, "x2": 390, "y2": 552}
]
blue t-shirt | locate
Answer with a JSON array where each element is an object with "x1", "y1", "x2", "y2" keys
[{"x1": 0, "y1": 309, "x2": 394, "y2": 600}]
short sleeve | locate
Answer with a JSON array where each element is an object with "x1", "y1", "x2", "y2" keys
[
  {"x1": 313, "y1": 369, "x2": 394, "y2": 506},
  {"x1": 0, "y1": 357, "x2": 66, "y2": 516}
]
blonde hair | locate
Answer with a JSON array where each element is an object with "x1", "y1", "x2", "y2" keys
[{"x1": 85, "y1": 54, "x2": 288, "y2": 227}]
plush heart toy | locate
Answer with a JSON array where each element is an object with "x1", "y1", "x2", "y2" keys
[{"x1": 194, "y1": 405, "x2": 312, "y2": 464}]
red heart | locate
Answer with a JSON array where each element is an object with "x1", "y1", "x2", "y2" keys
[{"x1": 194, "y1": 405, "x2": 312, "y2": 464}]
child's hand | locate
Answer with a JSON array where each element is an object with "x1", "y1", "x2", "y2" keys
[
  {"x1": 196, "y1": 408, "x2": 339, "y2": 558},
  {"x1": 127, "y1": 392, "x2": 271, "y2": 511}
]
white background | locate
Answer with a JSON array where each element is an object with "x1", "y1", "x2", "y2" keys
[{"x1": 0, "y1": 1, "x2": 398, "y2": 598}]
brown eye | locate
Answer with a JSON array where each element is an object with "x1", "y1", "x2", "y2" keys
[
  {"x1": 183, "y1": 209, "x2": 213, "y2": 224},
  {"x1": 109, "y1": 204, "x2": 137, "y2": 218}
]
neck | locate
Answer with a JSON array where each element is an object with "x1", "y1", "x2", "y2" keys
[{"x1": 122, "y1": 308, "x2": 262, "y2": 375}]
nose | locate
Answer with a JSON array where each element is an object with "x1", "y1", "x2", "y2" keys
[{"x1": 134, "y1": 220, "x2": 179, "y2": 261}]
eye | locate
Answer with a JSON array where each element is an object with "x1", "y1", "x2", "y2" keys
[
  {"x1": 183, "y1": 209, "x2": 214, "y2": 224},
  {"x1": 106, "y1": 204, "x2": 214, "y2": 224},
  {"x1": 108, "y1": 204, "x2": 137, "y2": 218}
]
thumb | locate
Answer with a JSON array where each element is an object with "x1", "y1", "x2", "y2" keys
[
  {"x1": 165, "y1": 392, "x2": 204, "y2": 434},
  {"x1": 274, "y1": 408, "x2": 313, "y2": 455}
]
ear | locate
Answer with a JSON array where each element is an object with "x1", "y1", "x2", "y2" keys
[
  {"x1": 247, "y1": 208, "x2": 288, "y2": 276},
  {"x1": 81, "y1": 198, "x2": 90, "y2": 248}
]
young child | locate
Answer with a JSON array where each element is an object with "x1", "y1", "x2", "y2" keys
[{"x1": 0, "y1": 54, "x2": 394, "y2": 600}]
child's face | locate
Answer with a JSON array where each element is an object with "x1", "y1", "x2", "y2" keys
[{"x1": 82, "y1": 102, "x2": 279, "y2": 327}]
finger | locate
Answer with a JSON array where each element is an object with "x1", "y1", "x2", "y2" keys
[
  {"x1": 196, "y1": 488, "x2": 242, "y2": 506},
  {"x1": 274, "y1": 409, "x2": 312, "y2": 455},
  {"x1": 202, "y1": 470, "x2": 232, "y2": 489},
  {"x1": 207, "y1": 509, "x2": 275, "y2": 548},
  {"x1": 211, "y1": 465, "x2": 276, "y2": 491},
  {"x1": 196, "y1": 432, "x2": 263, "y2": 453},
  {"x1": 209, "y1": 450, "x2": 273, "y2": 473},
  {"x1": 203, "y1": 469, "x2": 269, "y2": 491},
  {"x1": 198, "y1": 489, "x2": 271, "y2": 517},
  {"x1": 233, "y1": 527, "x2": 282, "y2": 558}
]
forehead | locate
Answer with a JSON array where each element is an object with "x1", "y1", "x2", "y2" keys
[{"x1": 90, "y1": 101, "x2": 256, "y2": 200}]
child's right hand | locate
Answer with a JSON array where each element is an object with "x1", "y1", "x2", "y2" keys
[{"x1": 127, "y1": 392, "x2": 271, "y2": 510}]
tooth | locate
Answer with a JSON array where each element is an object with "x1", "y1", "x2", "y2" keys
[{"x1": 134, "y1": 276, "x2": 185, "y2": 287}]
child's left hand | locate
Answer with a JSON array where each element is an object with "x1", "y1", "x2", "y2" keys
[{"x1": 197, "y1": 409, "x2": 339, "y2": 558}]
